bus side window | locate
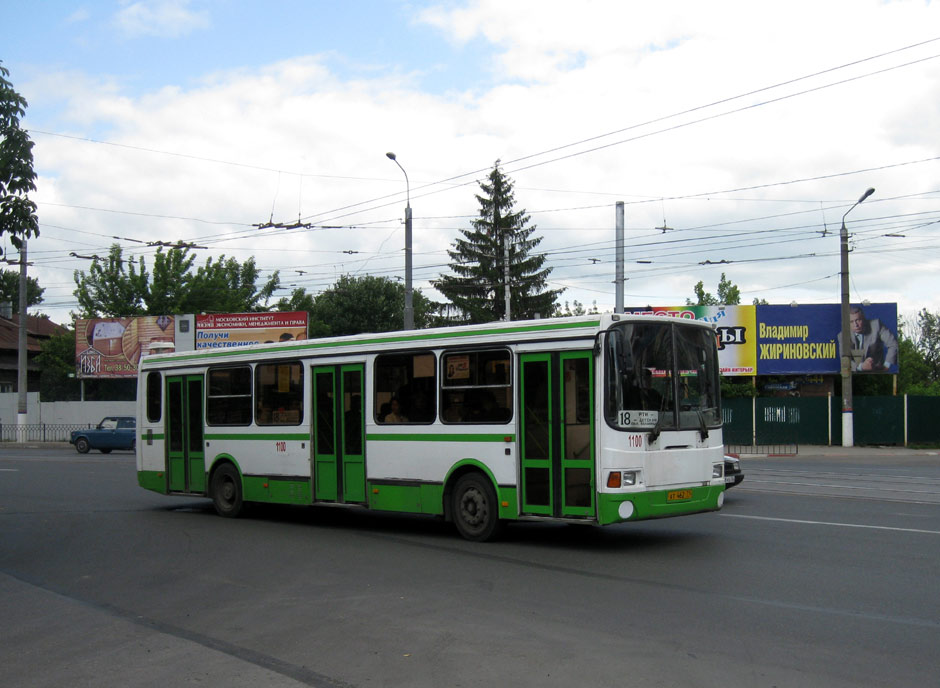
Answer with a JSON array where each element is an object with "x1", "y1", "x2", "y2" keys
[
  {"x1": 374, "y1": 353, "x2": 437, "y2": 424},
  {"x1": 146, "y1": 371, "x2": 162, "y2": 422},
  {"x1": 256, "y1": 362, "x2": 303, "y2": 426},
  {"x1": 441, "y1": 349, "x2": 512, "y2": 424}
]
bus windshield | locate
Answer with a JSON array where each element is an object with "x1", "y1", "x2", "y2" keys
[{"x1": 604, "y1": 321, "x2": 721, "y2": 432}]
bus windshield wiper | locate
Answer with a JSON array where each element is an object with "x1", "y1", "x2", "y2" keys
[
  {"x1": 696, "y1": 408, "x2": 709, "y2": 441},
  {"x1": 648, "y1": 412, "x2": 665, "y2": 443}
]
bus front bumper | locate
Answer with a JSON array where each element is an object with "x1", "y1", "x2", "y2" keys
[{"x1": 597, "y1": 485, "x2": 724, "y2": 524}]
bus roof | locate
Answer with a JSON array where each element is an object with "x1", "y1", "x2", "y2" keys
[{"x1": 138, "y1": 313, "x2": 714, "y2": 368}]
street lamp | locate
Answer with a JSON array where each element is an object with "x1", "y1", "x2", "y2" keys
[
  {"x1": 840, "y1": 186, "x2": 875, "y2": 447},
  {"x1": 386, "y1": 152, "x2": 414, "y2": 331}
]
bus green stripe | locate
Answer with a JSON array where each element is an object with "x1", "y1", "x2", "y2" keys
[
  {"x1": 367, "y1": 433, "x2": 515, "y2": 442},
  {"x1": 142, "y1": 319, "x2": 600, "y2": 366},
  {"x1": 205, "y1": 432, "x2": 309, "y2": 441}
]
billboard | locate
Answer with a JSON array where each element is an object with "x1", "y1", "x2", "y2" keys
[
  {"x1": 755, "y1": 303, "x2": 898, "y2": 375},
  {"x1": 623, "y1": 305, "x2": 757, "y2": 376},
  {"x1": 76, "y1": 315, "x2": 176, "y2": 378},
  {"x1": 195, "y1": 311, "x2": 308, "y2": 349}
]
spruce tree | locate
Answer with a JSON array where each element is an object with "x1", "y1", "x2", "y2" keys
[{"x1": 434, "y1": 162, "x2": 562, "y2": 323}]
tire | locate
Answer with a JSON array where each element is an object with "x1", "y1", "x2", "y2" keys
[
  {"x1": 100, "y1": 448, "x2": 112, "y2": 454},
  {"x1": 210, "y1": 463, "x2": 244, "y2": 518},
  {"x1": 75, "y1": 437, "x2": 90, "y2": 454},
  {"x1": 130, "y1": 440, "x2": 136, "y2": 452},
  {"x1": 452, "y1": 473, "x2": 502, "y2": 542}
]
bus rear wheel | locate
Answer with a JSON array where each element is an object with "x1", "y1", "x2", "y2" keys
[
  {"x1": 210, "y1": 463, "x2": 244, "y2": 518},
  {"x1": 453, "y1": 473, "x2": 502, "y2": 542}
]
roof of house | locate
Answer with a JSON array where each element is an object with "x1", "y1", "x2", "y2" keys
[{"x1": 0, "y1": 315, "x2": 68, "y2": 353}]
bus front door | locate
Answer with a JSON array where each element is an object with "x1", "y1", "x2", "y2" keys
[
  {"x1": 166, "y1": 374, "x2": 206, "y2": 494},
  {"x1": 519, "y1": 352, "x2": 595, "y2": 518},
  {"x1": 312, "y1": 364, "x2": 365, "y2": 504}
]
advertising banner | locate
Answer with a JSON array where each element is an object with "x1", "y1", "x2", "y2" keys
[
  {"x1": 195, "y1": 311, "x2": 308, "y2": 349},
  {"x1": 76, "y1": 315, "x2": 176, "y2": 378},
  {"x1": 755, "y1": 303, "x2": 898, "y2": 375},
  {"x1": 623, "y1": 305, "x2": 757, "y2": 376}
]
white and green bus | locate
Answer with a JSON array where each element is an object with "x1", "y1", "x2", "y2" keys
[{"x1": 136, "y1": 314, "x2": 727, "y2": 540}]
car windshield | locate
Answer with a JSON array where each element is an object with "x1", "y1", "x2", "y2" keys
[{"x1": 604, "y1": 321, "x2": 721, "y2": 431}]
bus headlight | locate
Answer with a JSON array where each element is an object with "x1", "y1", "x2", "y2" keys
[
  {"x1": 712, "y1": 463, "x2": 724, "y2": 479},
  {"x1": 607, "y1": 470, "x2": 641, "y2": 488}
]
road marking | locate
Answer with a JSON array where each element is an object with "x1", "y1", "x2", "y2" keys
[
  {"x1": 743, "y1": 478, "x2": 940, "y2": 495},
  {"x1": 722, "y1": 513, "x2": 940, "y2": 535},
  {"x1": 0, "y1": 469, "x2": 19, "y2": 472}
]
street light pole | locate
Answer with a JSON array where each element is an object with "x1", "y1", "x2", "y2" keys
[
  {"x1": 839, "y1": 186, "x2": 875, "y2": 448},
  {"x1": 386, "y1": 152, "x2": 413, "y2": 330}
]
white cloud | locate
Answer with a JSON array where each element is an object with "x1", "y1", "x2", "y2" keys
[
  {"x1": 113, "y1": 0, "x2": 209, "y2": 38},
  {"x1": 21, "y1": 1, "x2": 940, "y2": 323}
]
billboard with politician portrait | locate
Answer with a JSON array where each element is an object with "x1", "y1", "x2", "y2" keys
[{"x1": 755, "y1": 303, "x2": 898, "y2": 375}]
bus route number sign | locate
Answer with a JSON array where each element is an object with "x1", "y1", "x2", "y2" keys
[{"x1": 618, "y1": 410, "x2": 658, "y2": 428}]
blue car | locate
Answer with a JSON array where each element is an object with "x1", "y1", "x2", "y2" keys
[{"x1": 70, "y1": 416, "x2": 137, "y2": 454}]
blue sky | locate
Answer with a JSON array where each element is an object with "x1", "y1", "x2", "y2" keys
[
  {"x1": 3, "y1": 1, "x2": 940, "y2": 324},
  {"x1": 6, "y1": 1, "x2": 494, "y2": 107}
]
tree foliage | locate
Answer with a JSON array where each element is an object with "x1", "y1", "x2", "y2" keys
[
  {"x1": 688, "y1": 272, "x2": 740, "y2": 306},
  {"x1": 0, "y1": 268, "x2": 43, "y2": 312},
  {"x1": 898, "y1": 309, "x2": 940, "y2": 395},
  {"x1": 73, "y1": 245, "x2": 148, "y2": 317},
  {"x1": 434, "y1": 162, "x2": 562, "y2": 323},
  {"x1": 36, "y1": 329, "x2": 81, "y2": 401},
  {"x1": 277, "y1": 275, "x2": 433, "y2": 337},
  {"x1": 0, "y1": 61, "x2": 39, "y2": 255},
  {"x1": 73, "y1": 244, "x2": 280, "y2": 317},
  {"x1": 557, "y1": 299, "x2": 599, "y2": 317}
]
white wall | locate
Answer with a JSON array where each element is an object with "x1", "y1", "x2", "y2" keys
[{"x1": 0, "y1": 393, "x2": 135, "y2": 427}]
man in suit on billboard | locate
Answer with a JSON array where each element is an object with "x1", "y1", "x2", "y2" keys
[{"x1": 839, "y1": 305, "x2": 898, "y2": 372}]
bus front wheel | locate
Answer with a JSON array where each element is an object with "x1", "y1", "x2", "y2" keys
[
  {"x1": 210, "y1": 463, "x2": 244, "y2": 518},
  {"x1": 452, "y1": 473, "x2": 502, "y2": 542}
]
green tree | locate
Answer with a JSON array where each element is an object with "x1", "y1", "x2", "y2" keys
[
  {"x1": 274, "y1": 287, "x2": 329, "y2": 337},
  {"x1": 186, "y1": 255, "x2": 279, "y2": 313},
  {"x1": 434, "y1": 162, "x2": 562, "y2": 323},
  {"x1": 898, "y1": 309, "x2": 940, "y2": 395},
  {"x1": 309, "y1": 275, "x2": 433, "y2": 336},
  {"x1": 0, "y1": 61, "x2": 39, "y2": 255},
  {"x1": 73, "y1": 244, "x2": 280, "y2": 316},
  {"x1": 73, "y1": 245, "x2": 148, "y2": 317},
  {"x1": 0, "y1": 268, "x2": 43, "y2": 312},
  {"x1": 557, "y1": 299, "x2": 599, "y2": 317},
  {"x1": 36, "y1": 329, "x2": 81, "y2": 401},
  {"x1": 687, "y1": 272, "x2": 741, "y2": 306},
  {"x1": 144, "y1": 246, "x2": 195, "y2": 315}
]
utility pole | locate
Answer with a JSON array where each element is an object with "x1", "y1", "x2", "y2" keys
[
  {"x1": 17, "y1": 240, "x2": 28, "y2": 437},
  {"x1": 385, "y1": 152, "x2": 413, "y2": 330},
  {"x1": 615, "y1": 201, "x2": 624, "y2": 313},
  {"x1": 503, "y1": 228, "x2": 511, "y2": 321},
  {"x1": 839, "y1": 187, "x2": 875, "y2": 448}
]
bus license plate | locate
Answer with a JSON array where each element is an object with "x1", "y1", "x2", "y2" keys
[{"x1": 667, "y1": 489, "x2": 693, "y2": 501}]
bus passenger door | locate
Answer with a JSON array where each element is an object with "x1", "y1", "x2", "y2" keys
[
  {"x1": 312, "y1": 364, "x2": 365, "y2": 504},
  {"x1": 519, "y1": 352, "x2": 594, "y2": 518},
  {"x1": 166, "y1": 374, "x2": 206, "y2": 494}
]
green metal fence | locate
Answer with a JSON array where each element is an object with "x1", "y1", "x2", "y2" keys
[
  {"x1": 723, "y1": 395, "x2": 940, "y2": 447},
  {"x1": 908, "y1": 396, "x2": 940, "y2": 445}
]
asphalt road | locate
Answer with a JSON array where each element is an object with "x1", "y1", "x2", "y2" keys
[{"x1": 1, "y1": 445, "x2": 939, "y2": 687}]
